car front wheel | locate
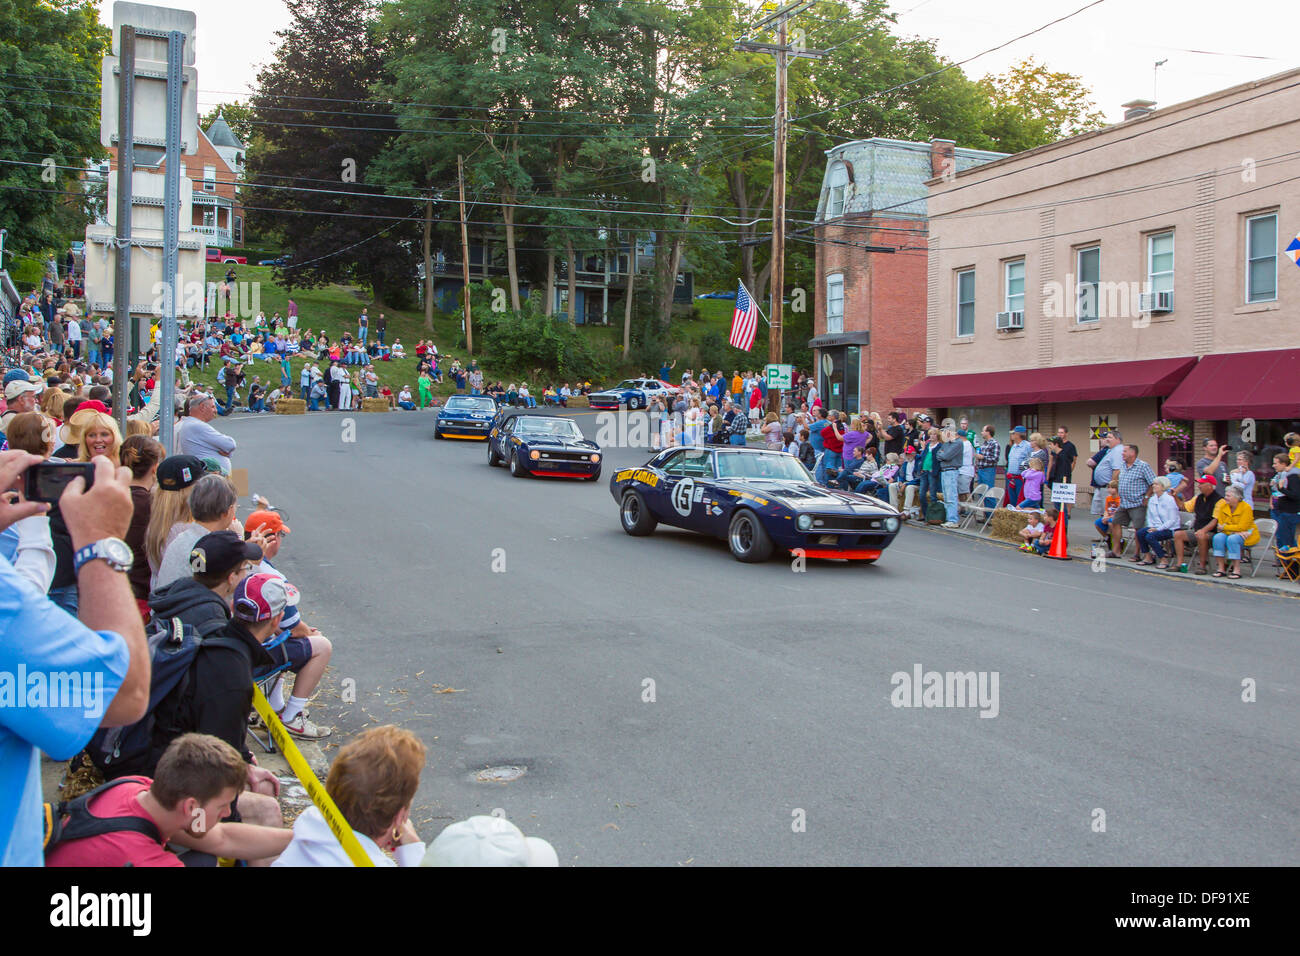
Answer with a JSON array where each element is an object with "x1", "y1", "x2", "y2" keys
[
  {"x1": 510, "y1": 450, "x2": 529, "y2": 478},
  {"x1": 487, "y1": 441, "x2": 500, "y2": 466},
  {"x1": 628, "y1": 396, "x2": 642, "y2": 410},
  {"x1": 728, "y1": 510, "x2": 774, "y2": 563}
]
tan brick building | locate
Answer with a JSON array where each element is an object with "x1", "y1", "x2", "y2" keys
[{"x1": 899, "y1": 68, "x2": 1300, "y2": 504}]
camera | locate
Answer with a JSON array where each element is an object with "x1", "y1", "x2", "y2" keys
[{"x1": 24, "y1": 462, "x2": 95, "y2": 503}]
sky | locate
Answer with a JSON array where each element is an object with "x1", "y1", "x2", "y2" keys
[{"x1": 97, "y1": 0, "x2": 1299, "y2": 126}]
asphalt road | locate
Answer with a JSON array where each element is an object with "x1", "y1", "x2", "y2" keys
[{"x1": 218, "y1": 407, "x2": 1300, "y2": 866}]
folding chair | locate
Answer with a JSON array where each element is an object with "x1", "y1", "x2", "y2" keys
[
  {"x1": 1246, "y1": 518, "x2": 1276, "y2": 578},
  {"x1": 1273, "y1": 545, "x2": 1300, "y2": 582},
  {"x1": 958, "y1": 483, "x2": 989, "y2": 528},
  {"x1": 247, "y1": 628, "x2": 294, "y2": 754},
  {"x1": 966, "y1": 487, "x2": 1003, "y2": 535}
]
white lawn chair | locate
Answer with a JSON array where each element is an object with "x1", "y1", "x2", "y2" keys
[
  {"x1": 958, "y1": 483, "x2": 989, "y2": 528},
  {"x1": 966, "y1": 487, "x2": 1003, "y2": 535},
  {"x1": 1246, "y1": 518, "x2": 1277, "y2": 578}
]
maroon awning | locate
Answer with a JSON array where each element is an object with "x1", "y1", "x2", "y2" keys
[
  {"x1": 1162, "y1": 348, "x2": 1300, "y2": 420},
  {"x1": 894, "y1": 356, "x2": 1197, "y2": 409}
]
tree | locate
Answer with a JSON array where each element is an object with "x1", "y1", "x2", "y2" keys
[
  {"x1": 245, "y1": 0, "x2": 418, "y2": 303},
  {"x1": 0, "y1": 0, "x2": 108, "y2": 262},
  {"x1": 979, "y1": 58, "x2": 1106, "y2": 153}
]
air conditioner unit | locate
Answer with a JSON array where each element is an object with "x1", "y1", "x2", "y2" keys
[
  {"x1": 1139, "y1": 290, "x2": 1174, "y2": 313},
  {"x1": 995, "y1": 310, "x2": 1024, "y2": 331}
]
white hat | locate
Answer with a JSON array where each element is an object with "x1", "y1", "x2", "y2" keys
[
  {"x1": 4, "y1": 379, "x2": 41, "y2": 401},
  {"x1": 420, "y1": 816, "x2": 559, "y2": 867}
]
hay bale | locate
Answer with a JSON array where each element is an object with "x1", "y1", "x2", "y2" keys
[
  {"x1": 276, "y1": 397, "x2": 307, "y2": 415},
  {"x1": 988, "y1": 508, "x2": 1031, "y2": 542},
  {"x1": 361, "y1": 397, "x2": 390, "y2": 413},
  {"x1": 568, "y1": 395, "x2": 590, "y2": 408}
]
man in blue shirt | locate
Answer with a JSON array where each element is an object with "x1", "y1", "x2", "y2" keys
[
  {"x1": 1004, "y1": 426, "x2": 1032, "y2": 506},
  {"x1": 808, "y1": 407, "x2": 830, "y2": 484},
  {"x1": 0, "y1": 453, "x2": 150, "y2": 866}
]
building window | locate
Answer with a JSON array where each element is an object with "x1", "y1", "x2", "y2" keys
[
  {"x1": 1246, "y1": 213, "x2": 1277, "y2": 303},
  {"x1": 956, "y1": 269, "x2": 975, "y2": 337},
  {"x1": 1076, "y1": 246, "x2": 1100, "y2": 323},
  {"x1": 203, "y1": 164, "x2": 216, "y2": 192},
  {"x1": 1147, "y1": 232, "x2": 1173, "y2": 295},
  {"x1": 202, "y1": 210, "x2": 215, "y2": 228},
  {"x1": 826, "y1": 162, "x2": 849, "y2": 219},
  {"x1": 826, "y1": 273, "x2": 844, "y2": 334},
  {"x1": 1004, "y1": 260, "x2": 1025, "y2": 315},
  {"x1": 234, "y1": 216, "x2": 242, "y2": 244}
]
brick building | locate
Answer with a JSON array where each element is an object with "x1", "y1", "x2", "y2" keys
[
  {"x1": 898, "y1": 68, "x2": 1300, "y2": 506},
  {"x1": 811, "y1": 137, "x2": 1005, "y2": 413}
]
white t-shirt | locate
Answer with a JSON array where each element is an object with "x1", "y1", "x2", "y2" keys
[{"x1": 66, "y1": 321, "x2": 82, "y2": 342}]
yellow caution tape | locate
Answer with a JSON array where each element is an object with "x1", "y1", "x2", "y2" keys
[{"x1": 251, "y1": 687, "x2": 374, "y2": 867}]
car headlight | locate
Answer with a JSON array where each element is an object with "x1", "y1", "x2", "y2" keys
[
  {"x1": 796, "y1": 514, "x2": 813, "y2": 531},
  {"x1": 590, "y1": 453, "x2": 600, "y2": 463},
  {"x1": 885, "y1": 517, "x2": 900, "y2": 533},
  {"x1": 530, "y1": 450, "x2": 540, "y2": 460}
]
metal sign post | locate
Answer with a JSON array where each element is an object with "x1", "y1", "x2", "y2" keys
[
  {"x1": 158, "y1": 29, "x2": 184, "y2": 454},
  {"x1": 111, "y1": 25, "x2": 135, "y2": 434}
]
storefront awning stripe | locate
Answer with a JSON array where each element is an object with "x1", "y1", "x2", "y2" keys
[{"x1": 1162, "y1": 348, "x2": 1300, "y2": 421}]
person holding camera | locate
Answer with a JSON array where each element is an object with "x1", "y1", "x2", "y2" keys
[{"x1": 1196, "y1": 438, "x2": 1230, "y2": 487}]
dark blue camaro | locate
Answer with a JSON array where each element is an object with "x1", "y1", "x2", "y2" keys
[
  {"x1": 609, "y1": 446, "x2": 901, "y2": 562},
  {"x1": 487, "y1": 412, "x2": 603, "y2": 480}
]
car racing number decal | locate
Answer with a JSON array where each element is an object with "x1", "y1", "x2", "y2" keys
[
  {"x1": 617, "y1": 468, "x2": 660, "y2": 488},
  {"x1": 671, "y1": 478, "x2": 695, "y2": 516}
]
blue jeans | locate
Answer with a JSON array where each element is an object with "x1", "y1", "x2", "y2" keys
[
  {"x1": 398, "y1": 401, "x2": 415, "y2": 410},
  {"x1": 249, "y1": 398, "x2": 265, "y2": 413},
  {"x1": 1095, "y1": 518, "x2": 1112, "y2": 537},
  {"x1": 49, "y1": 583, "x2": 78, "y2": 615},
  {"x1": 359, "y1": 326, "x2": 368, "y2": 343},
  {"x1": 854, "y1": 478, "x2": 886, "y2": 500},
  {"x1": 1136, "y1": 527, "x2": 1174, "y2": 558},
  {"x1": 1276, "y1": 511, "x2": 1298, "y2": 550},
  {"x1": 1212, "y1": 532, "x2": 1245, "y2": 560},
  {"x1": 300, "y1": 384, "x2": 310, "y2": 400},
  {"x1": 730, "y1": 433, "x2": 746, "y2": 446},
  {"x1": 977, "y1": 466, "x2": 996, "y2": 492},
  {"x1": 817, "y1": 451, "x2": 841, "y2": 485},
  {"x1": 918, "y1": 471, "x2": 936, "y2": 513},
  {"x1": 308, "y1": 396, "x2": 321, "y2": 411},
  {"x1": 940, "y1": 470, "x2": 960, "y2": 523}
]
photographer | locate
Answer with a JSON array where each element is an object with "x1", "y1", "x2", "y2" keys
[{"x1": 0, "y1": 452, "x2": 151, "y2": 865}]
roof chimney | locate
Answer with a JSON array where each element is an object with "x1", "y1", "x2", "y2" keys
[
  {"x1": 929, "y1": 138, "x2": 956, "y2": 180},
  {"x1": 1121, "y1": 99, "x2": 1156, "y2": 121}
]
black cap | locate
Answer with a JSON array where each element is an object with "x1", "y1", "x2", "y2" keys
[
  {"x1": 189, "y1": 531, "x2": 262, "y2": 578},
  {"x1": 157, "y1": 455, "x2": 207, "y2": 491}
]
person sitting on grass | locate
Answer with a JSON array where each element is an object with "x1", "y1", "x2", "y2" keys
[
  {"x1": 391, "y1": 339, "x2": 405, "y2": 359},
  {"x1": 1134, "y1": 475, "x2": 1180, "y2": 567},
  {"x1": 1210, "y1": 485, "x2": 1259, "y2": 578},
  {"x1": 1018, "y1": 511, "x2": 1046, "y2": 551},
  {"x1": 1093, "y1": 477, "x2": 1120, "y2": 540}
]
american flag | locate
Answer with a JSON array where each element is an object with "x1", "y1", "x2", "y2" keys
[{"x1": 729, "y1": 281, "x2": 758, "y2": 351}]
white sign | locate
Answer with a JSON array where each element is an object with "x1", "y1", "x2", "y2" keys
[
  {"x1": 765, "y1": 363, "x2": 792, "y2": 389},
  {"x1": 1050, "y1": 482, "x2": 1077, "y2": 504}
]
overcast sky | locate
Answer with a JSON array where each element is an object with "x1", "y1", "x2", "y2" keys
[{"x1": 101, "y1": 0, "x2": 1297, "y2": 126}]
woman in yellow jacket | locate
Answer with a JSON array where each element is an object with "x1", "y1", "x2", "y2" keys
[{"x1": 1211, "y1": 485, "x2": 1259, "y2": 578}]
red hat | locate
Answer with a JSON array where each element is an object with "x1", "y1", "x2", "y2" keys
[
  {"x1": 904, "y1": 445, "x2": 917, "y2": 454},
  {"x1": 1196, "y1": 475, "x2": 1217, "y2": 486},
  {"x1": 75, "y1": 400, "x2": 110, "y2": 415}
]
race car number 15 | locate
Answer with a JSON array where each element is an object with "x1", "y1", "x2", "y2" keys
[{"x1": 672, "y1": 478, "x2": 695, "y2": 516}]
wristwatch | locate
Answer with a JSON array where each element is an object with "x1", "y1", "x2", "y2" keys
[{"x1": 73, "y1": 537, "x2": 134, "y2": 574}]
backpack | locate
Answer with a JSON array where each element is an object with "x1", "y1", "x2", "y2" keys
[
  {"x1": 43, "y1": 777, "x2": 161, "y2": 858},
  {"x1": 926, "y1": 499, "x2": 947, "y2": 525},
  {"x1": 85, "y1": 615, "x2": 248, "y2": 777}
]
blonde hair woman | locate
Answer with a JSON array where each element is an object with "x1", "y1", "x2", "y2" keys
[
  {"x1": 763, "y1": 410, "x2": 783, "y2": 449},
  {"x1": 146, "y1": 477, "x2": 198, "y2": 580},
  {"x1": 684, "y1": 396, "x2": 703, "y2": 446},
  {"x1": 39, "y1": 388, "x2": 67, "y2": 423},
  {"x1": 76, "y1": 411, "x2": 122, "y2": 464}
]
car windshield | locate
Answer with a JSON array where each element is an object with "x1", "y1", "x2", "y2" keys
[
  {"x1": 445, "y1": 396, "x2": 496, "y2": 412},
  {"x1": 611, "y1": 380, "x2": 642, "y2": 390},
  {"x1": 515, "y1": 417, "x2": 583, "y2": 440},
  {"x1": 715, "y1": 452, "x2": 811, "y2": 482}
]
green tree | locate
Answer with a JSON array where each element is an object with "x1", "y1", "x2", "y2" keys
[
  {"x1": 0, "y1": 0, "x2": 108, "y2": 263},
  {"x1": 979, "y1": 57, "x2": 1106, "y2": 153}
]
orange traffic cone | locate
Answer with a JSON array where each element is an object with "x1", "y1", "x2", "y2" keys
[{"x1": 1044, "y1": 512, "x2": 1071, "y2": 560}]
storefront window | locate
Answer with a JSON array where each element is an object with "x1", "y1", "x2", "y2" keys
[{"x1": 1230, "y1": 418, "x2": 1300, "y2": 503}]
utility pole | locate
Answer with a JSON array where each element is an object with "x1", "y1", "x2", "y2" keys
[
  {"x1": 111, "y1": 24, "x2": 135, "y2": 434},
  {"x1": 457, "y1": 154, "x2": 473, "y2": 355},
  {"x1": 735, "y1": 2, "x2": 825, "y2": 410},
  {"x1": 158, "y1": 29, "x2": 185, "y2": 453}
]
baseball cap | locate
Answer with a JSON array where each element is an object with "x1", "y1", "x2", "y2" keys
[
  {"x1": 1012, "y1": 425, "x2": 1028, "y2": 434},
  {"x1": 200, "y1": 457, "x2": 225, "y2": 475},
  {"x1": 4, "y1": 379, "x2": 40, "y2": 401},
  {"x1": 190, "y1": 531, "x2": 263, "y2": 580},
  {"x1": 74, "y1": 400, "x2": 109, "y2": 415},
  {"x1": 1196, "y1": 475, "x2": 1217, "y2": 487},
  {"x1": 232, "y1": 571, "x2": 297, "y2": 623},
  {"x1": 904, "y1": 445, "x2": 917, "y2": 454},
  {"x1": 245, "y1": 510, "x2": 291, "y2": 535},
  {"x1": 917, "y1": 414, "x2": 933, "y2": 423},
  {"x1": 3, "y1": 369, "x2": 32, "y2": 386},
  {"x1": 420, "y1": 816, "x2": 559, "y2": 868},
  {"x1": 157, "y1": 454, "x2": 207, "y2": 490}
]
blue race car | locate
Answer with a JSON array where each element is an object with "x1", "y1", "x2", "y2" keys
[
  {"x1": 435, "y1": 394, "x2": 499, "y2": 439},
  {"x1": 487, "y1": 411, "x2": 602, "y2": 480},
  {"x1": 609, "y1": 446, "x2": 901, "y2": 563},
  {"x1": 586, "y1": 378, "x2": 679, "y2": 410}
]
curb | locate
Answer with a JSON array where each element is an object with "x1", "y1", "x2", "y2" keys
[{"x1": 912, "y1": 519, "x2": 1300, "y2": 600}]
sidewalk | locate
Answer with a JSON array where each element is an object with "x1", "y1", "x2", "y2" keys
[{"x1": 914, "y1": 511, "x2": 1300, "y2": 598}]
